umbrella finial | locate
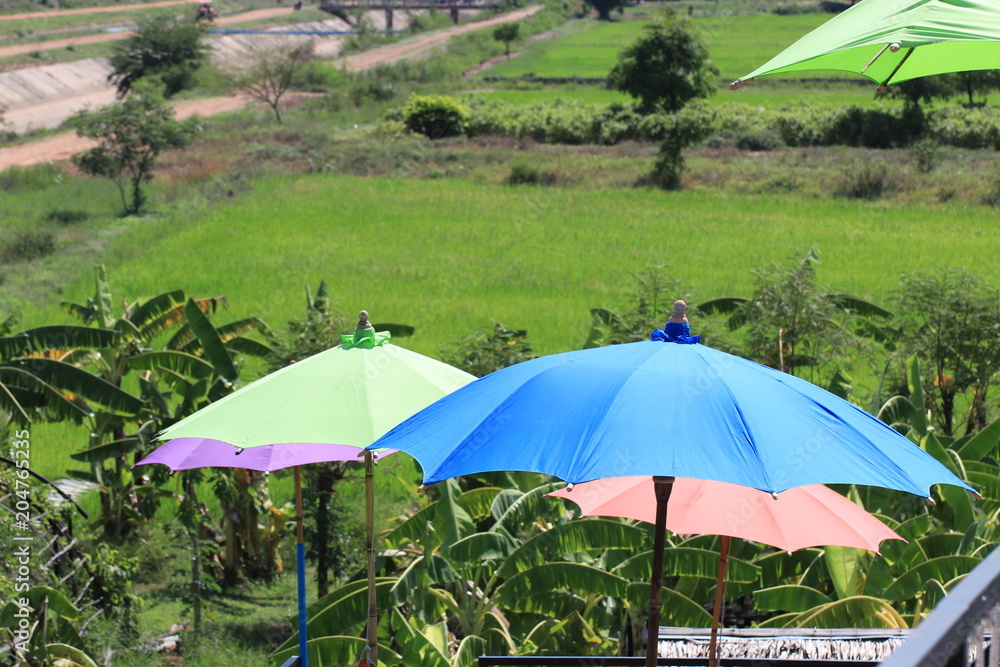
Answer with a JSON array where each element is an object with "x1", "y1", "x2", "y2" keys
[
  {"x1": 357, "y1": 310, "x2": 373, "y2": 330},
  {"x1": 669, "y1": 300, "x2": 688, "y2": 324},
  {"x1": 651, "y1": 299, "x2": 700, "y2": 344}
]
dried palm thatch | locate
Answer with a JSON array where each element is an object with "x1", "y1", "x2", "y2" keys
[{"x1": 657, "y1": 627, "x2": 910, "y2": 661}]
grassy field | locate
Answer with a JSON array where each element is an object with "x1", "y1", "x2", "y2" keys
[
  {"x1": 471, "y1": 6, "x2": 1000, "y2": 107},
  {"x1": 12, "y1": 170, "x2": 1000, "y2": 358}
]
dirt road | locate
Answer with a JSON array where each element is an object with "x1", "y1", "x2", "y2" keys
[{"x1": 0, "y1": 5, "x2": 541, "y2": 170}]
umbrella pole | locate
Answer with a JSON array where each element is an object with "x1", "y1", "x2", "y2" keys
[
  {"x1": 365, "y1": 450, "x2": 378, "y2": 666},
  {"x1": 645, "y1": 476, "x2": 675, "y2": 667},
  {"x1": 295, "y1": 466, "x2": 309, "y2": 667},
  {"x1": 708, "y1": 535, "x2": 731, "y2": 667}
]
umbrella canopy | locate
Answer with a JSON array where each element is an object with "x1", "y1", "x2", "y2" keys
[
  {"x1": 136, "y1": 438, "x2": 371, "y2": 472},
  {"x1": 370, "y1": 307, "x2": 972, "y2": 498},
  {"x1": 136, "y1": 312, "x2": 476, "y2": 667},
  {"x1": 730, "y1": 0, "x2": 1000, "y2": 91},
  {"x1": 151, "y1": 321, "x2": 474, "y2": 453},
  {"x1": 547, "y1": 476, "x2": 903, "y2": 554},
  {"x1": 549, "y1": 476, "x2": 904, "y2": 665},
  {"x1": 370, "y1": 301, "x2": 973, "y2": 667}
]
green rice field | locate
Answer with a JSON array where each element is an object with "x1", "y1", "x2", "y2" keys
[
  {"x1": 15, "y1": 173, "x2": 1000, "y2": 359},
  {"x1": 472, "y1": 8, "x2": 987, "y2": 107}
]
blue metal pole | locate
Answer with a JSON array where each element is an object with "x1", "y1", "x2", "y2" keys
[
  {"x1": 297, "y1": 542, "x2": 308, "y2": 667},
  {"x1": 294, "y1": 466, "x2": 309, "y2": 667}
]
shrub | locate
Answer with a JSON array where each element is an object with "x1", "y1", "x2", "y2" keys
[
  {"x1": 980, "y1": 174, "x2": 1000, "y2": 206},
  {"x1": 735, "y1": 128, "x2": 781, "y2": 151},
  {"x1": 909, "y1": 138, "x2": 940, "y2": 173},
  {"x1": 45, "y1": 209, "x2": 90, "y2": 225},
  {"x1": 0, "y1": 163, "x2": 64, "y2": 193},
  {"x1": 3, "y1": 230, "x2": 56, "y2": 262},
  {"x1": 506, "y1": 162, "x2": 559, "y2": 186},
  {"x1": 833, "y1": 163, "x2": 896, "y2": 200},
  {"x1": 402, "y1": 94, "x2": 469, "y2": 139}
]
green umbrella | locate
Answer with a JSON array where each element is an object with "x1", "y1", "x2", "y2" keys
[
  {"x1": 730, "y1": 0, "x2": 1000, "y2": 92},
  {"x1": 141, "y1": 311, "x2": 476, "y2": 667}
]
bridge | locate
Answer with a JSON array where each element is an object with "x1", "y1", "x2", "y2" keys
[{"x1": 319, "y1": 0, "x2": 503, "y2": 27}]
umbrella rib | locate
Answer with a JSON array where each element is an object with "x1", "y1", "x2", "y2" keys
[{"x1": 690, "y1": 351, "x2": 777, "y2": 493}]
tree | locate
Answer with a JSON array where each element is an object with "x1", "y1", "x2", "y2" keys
[
  {"x1": 585, "y1": 0, "x2": 627, "y2": 21},
  {"x1": 108, "y1": 15, "x2": 209, "y2": 98},
  {"x1": 439, "y1": 321, "x2": 535, "y2": 378},
  {"x1": 947, "y1": 70, "x2": 1000, "y2": 106},
  {"x1": 492, "y1": 23, "x2": 520, "y2": 59},
  {"x1": 887, "y1": 71, "x2": 1000, "y2": 107},
  {"x1": 607, "y1": 11, "x2": 716, "y2": 114},
  {"x1": 892, "y1": 269, "x2": 1000, "y2": 436},
  {"x1": 71, "y1": 80, "x2": 200, "y2": 216},
  {"x1": 225, "y1": 39, "x2": 314, "y2": 124},
  {"x1": 695, "y1": 248, "x2": 892, "y2": 390}
]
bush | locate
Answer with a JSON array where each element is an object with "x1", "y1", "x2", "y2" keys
[
  {"x1": 833, "y1": 163, "x2": 896, "y2": 200},
  {"x1": 0, "y1": 163, "x2": 64, "y2": 193},
  {"x1": 735, "y1": 128, "x2": 781, "y2": 151},
  {"x1": 909, "y1": 138, "x2": 940, "y2": 173},
  {"x1": 45, "y1": 209, "x2": 90, "y2": 225},
  {"x1": 506, "y1": 162, "x2": 559, "y2": 186},
  {"x1": 3, "y1": 230, "x2": 56, "y2": 261},
  {"x1": 980, "y1": 173, "x2": 1000, "y2": 206},
  {"x1": 403, "y1": 94, "x2": 470, "y2": 139}
]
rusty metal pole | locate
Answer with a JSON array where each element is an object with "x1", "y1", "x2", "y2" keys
[
  {"x1": 708, "y1": 535, "x2": 731, "y2": 667},
  {"x1": 645, "y1": 476, "x2": 675, "y2": 667}
]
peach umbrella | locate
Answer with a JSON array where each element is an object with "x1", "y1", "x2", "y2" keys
[{"x1": 548, "y1": 476, "x2": 904, "y2": 666}]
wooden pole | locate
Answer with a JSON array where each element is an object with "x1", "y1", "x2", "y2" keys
[
  {"x1": 365, "y1": 450, "x2": 378, "y2": 665},
  {"x1": 708, "y1": 535, "x2": 731, "y2": 667},
  {"x1": 645, "y1": 476, "x2": 675, "y2": 667}
]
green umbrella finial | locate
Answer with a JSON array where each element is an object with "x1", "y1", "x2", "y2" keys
[{"x1": 342, "y1": 310, "x2": 391, "y2": 349}]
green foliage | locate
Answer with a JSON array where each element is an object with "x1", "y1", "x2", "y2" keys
[
  {"x1": 506, "y1": 161, "x2": 559, "y2": 185},
  {"x1": 833, "y1": 163, "x2": 897, "y2": 201},
  {"x1": 2, "y1": 230, "x2": 55, "y2": 263},
  {"x1": 43, "y1": 208, "x2": 90, "y2": 225},
  {"x1": 892, "y1": 269, "x2": 1000, "y2": 436},
  {"x1": 0, "y1": 163, "x2": 65, "y2": 193},
  {"x1": 440, "y1": 321, "x2": 536, "y2": 378},
  {"x1": 606, "y1": 11, "x2": 715, "y2": 114},
  {"x1": 647, "y1": 108, "x2": 714, "y2": 190},
  {"x1": 226, "y1": 41, "x2": 315, "y2": 124},
  {"x1": 909, "y1": 138, "x2": 940, "y2": 173},
  {"x1": 584, "y1": 0, "x2": 626, "y2": 21},
  {"x1": 0, "y1": 587, "x2": 99, "y2": 666},
  {"x1": 696, "y1": 248, "x2": 891, "y2": 387},
  {"x1": 71, "y1": 80, "x2": 200, "y2": 216},
  {"x1": 735, "y1": 128, "x2": 781, "y2": 151},
  {"x1": 583, "y1": 265, "x2": 685, "y2": 347},
  {"x1": 493, "y1": 22, "x2": 520, "y2": 58},
  {"x1": 107, "y1": 15, "x2": 209, "y2": 98},
  {"x1": 403, "y1": 94, "x2": 470, "y2": 139}
]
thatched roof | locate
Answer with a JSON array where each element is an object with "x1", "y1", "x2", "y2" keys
[{"x1": 657, "y1": 627, "x2": 911, "y2": 661}]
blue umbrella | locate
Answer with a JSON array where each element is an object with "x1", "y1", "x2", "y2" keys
[{"x1": 369, "y1": 301, "x2": 975, "y2": 667}]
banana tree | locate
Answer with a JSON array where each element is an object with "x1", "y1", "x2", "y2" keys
[
  {"x1": 273, "y1": 479, "x2": 652, "y2": 665},
  {"x1": 11, "y1": 265, "x2": 272, "y2": 540}
]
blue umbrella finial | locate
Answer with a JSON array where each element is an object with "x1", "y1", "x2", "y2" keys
[{"x1": 652, "y1": 299, "x2": 701, "y2": 344}]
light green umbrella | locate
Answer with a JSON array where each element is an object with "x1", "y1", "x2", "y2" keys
[
  {"x1": 141, "y1": 311, "x2": 476, "y2": 667},
  {"x1": 730, "y1": 0, "x2": 1000, "y2": 92}
]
